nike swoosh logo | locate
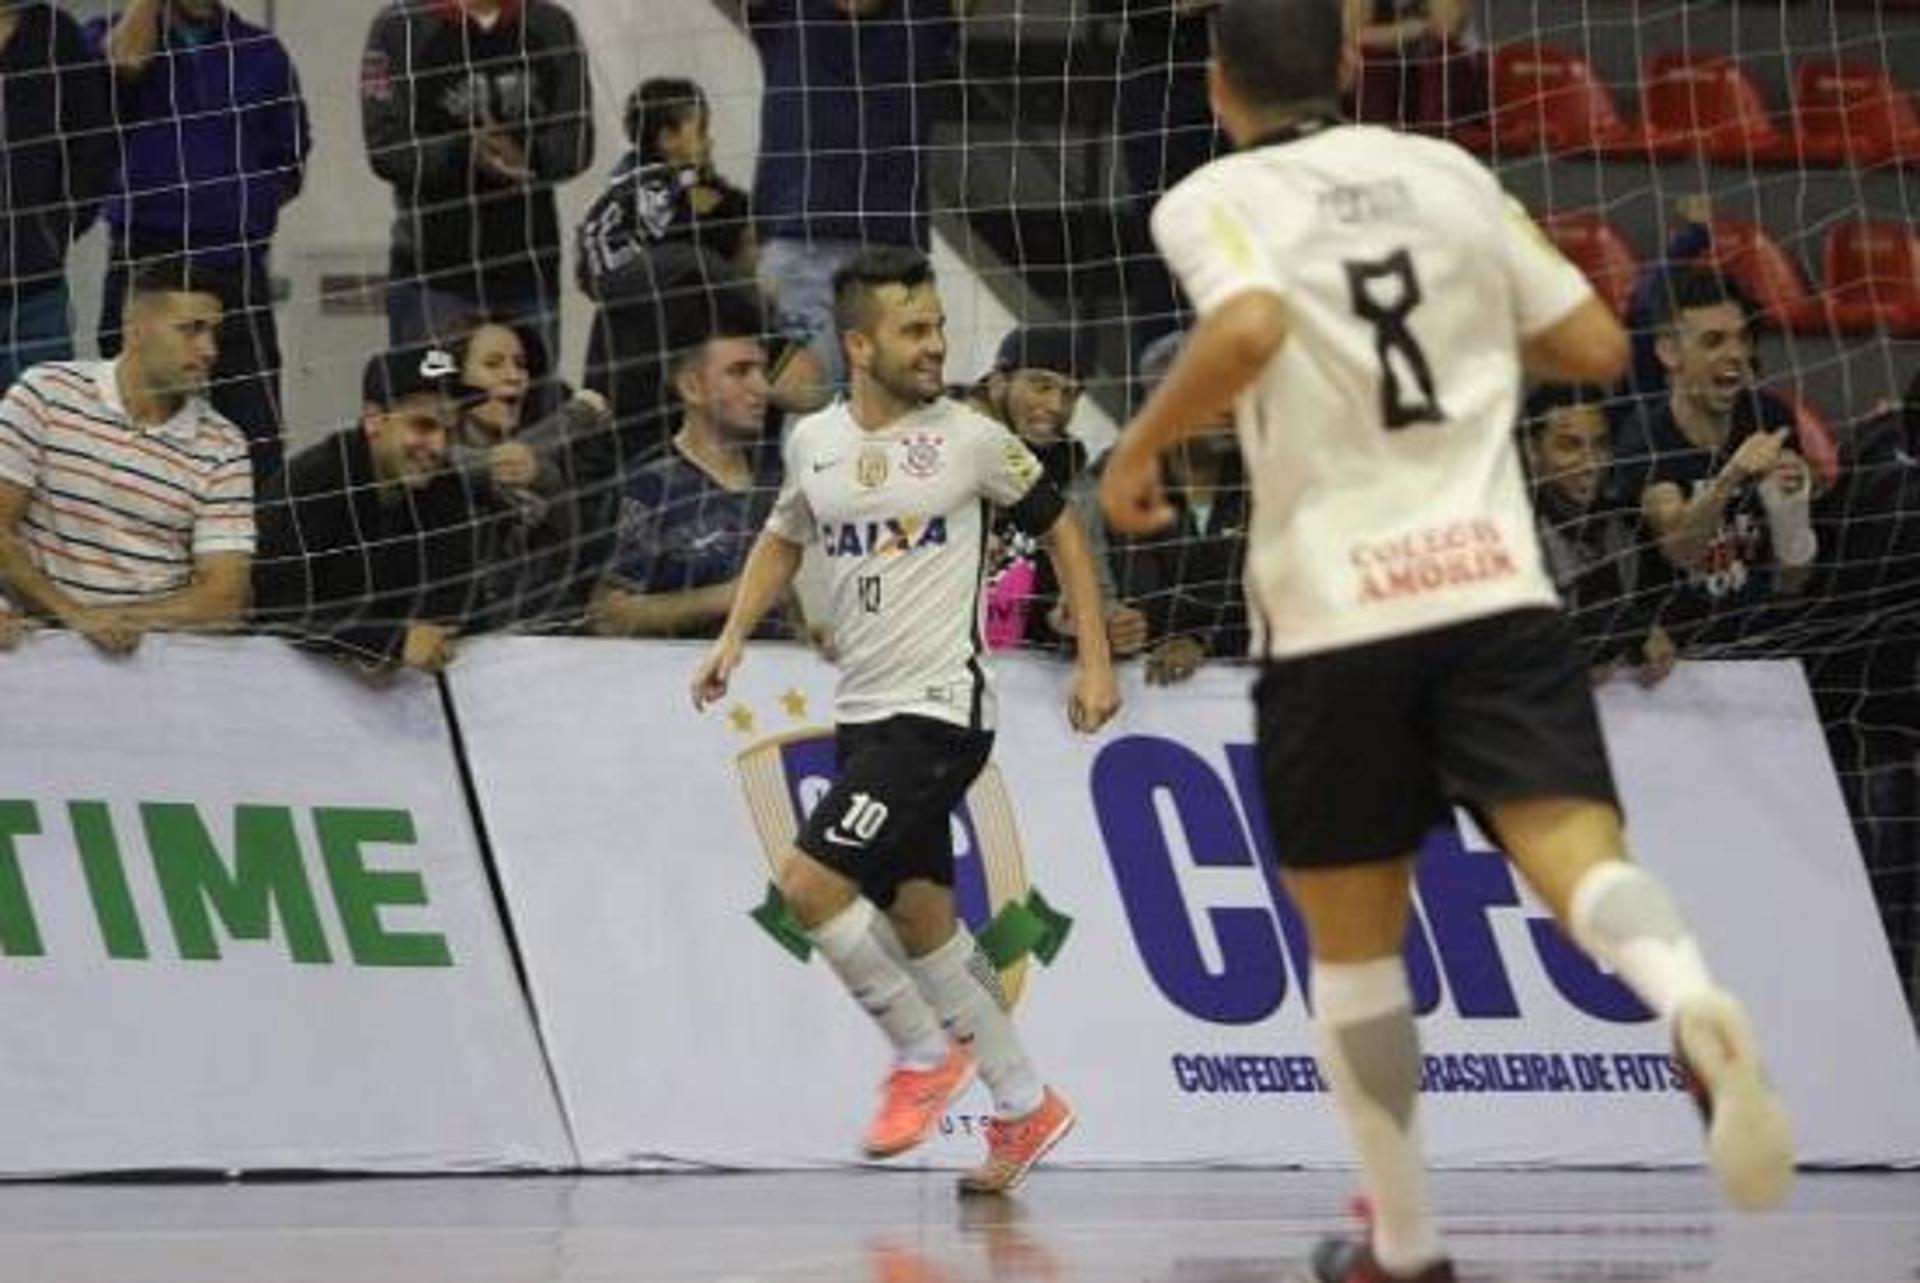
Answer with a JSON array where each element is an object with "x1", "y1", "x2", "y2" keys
[
  {"x1": 812, "y1": 458, "x2": 841, "y2": 473},
  {"x1": 823, "y1": 827, "x2": 864, "y2": 848}
]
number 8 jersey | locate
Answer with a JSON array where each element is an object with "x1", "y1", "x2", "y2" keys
[
  {"x1": 766, "y1": 398, "x2": 1064, "y2": 730},
  {"x1": 1151, "y1": 120, "x2": 1594, "y2": 660}
]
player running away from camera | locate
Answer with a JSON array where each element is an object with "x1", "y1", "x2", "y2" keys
[
  {"x1": 1099, "y1": 1, "x2": 1793, "y2": 1278},
  {"x1": 692, "y1": 246, "x2": 1119, "y2": 1193}
]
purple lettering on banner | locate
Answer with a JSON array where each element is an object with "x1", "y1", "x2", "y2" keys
[
  {"x1": 1093, "y1": 735, "x2": 1656, "y2": 1028},
  {"x1": 1092, "y1": 736, "x2": 1288, "y2": 1024}
]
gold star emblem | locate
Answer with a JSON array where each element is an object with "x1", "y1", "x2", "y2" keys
[
  {"x1": 780, "y1": 688, "x2": 809, "y2": 720},
  {"x1": 728, "y1": 704, "x2": 757, "y2": 735}
]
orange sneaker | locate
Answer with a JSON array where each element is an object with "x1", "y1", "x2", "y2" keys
[
  {"x1": 956, "y1": 1087, "x2": 1075, "y2": 1195},
  {"x1": 862, "y1": 1045, "x2": 976, "y2": 1159}
]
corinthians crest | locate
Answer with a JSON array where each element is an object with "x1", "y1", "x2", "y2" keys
[{"x1": 729, "y1": 691, "x2": 1070, "y2": 1005}]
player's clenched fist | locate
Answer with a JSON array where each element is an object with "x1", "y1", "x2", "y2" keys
[
  {"x1": 690, "y1": 633, "x2": 744, "y2": 710},
  {"x1": 1098, "y1": 437, "x2": 1177, "y2": 536},
  {"x1": 1068, "y1": 662, "x2": 1120, "y2": 733}
]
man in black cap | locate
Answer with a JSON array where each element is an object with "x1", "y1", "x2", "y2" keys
[
  {"x1": 968, "y1": 324, "x2": 1149, "y2": 657},
  {"x1": 251, "y1": 343, "x2": 488, "y2": 675}
]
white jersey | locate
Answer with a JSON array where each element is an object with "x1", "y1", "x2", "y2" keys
[
  {"x1": 1152, "y1": 122, "x2": 1592, "y2": 659},
  {"x1": 767, "y1": 398, "x2": 1055, "y2": 729}
]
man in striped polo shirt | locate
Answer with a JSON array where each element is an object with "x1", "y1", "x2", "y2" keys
[{"x1": 0, "y1": 257, "x2": 254, "y2": 655}]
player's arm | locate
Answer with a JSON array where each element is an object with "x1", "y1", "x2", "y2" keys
[
  {"x1": 690, "y1": 530, "x2": 804, "y2": 709},
  {"x1": 1520, "y1": 297, "x2": 1631, "y2": 385},
  {"x1": 1498, "y1": 193, "x2": 1631, "y2": 386},
  {"x1": 1101, "y1": 291, "x2": 1287, "y2": 535},
  {"x1": 1038, "y1": 506, "x2": 1119, "y2": 732}
]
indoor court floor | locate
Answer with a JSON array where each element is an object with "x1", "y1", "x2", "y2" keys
[{"x1": 2, "y1": 1169, "x2": 1917, "y2": 1283}]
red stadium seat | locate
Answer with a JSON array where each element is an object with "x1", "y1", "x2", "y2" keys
[
  {"x1": 1822, "y1": 220, "x2": 1920, "y2": 336},
  {"x1": 1539, "y1": 211, "x2": 1641, "y2": 316},
  {"x1": 1699, "y1": 220, "x2": 1825, "y2": 332},
  {"x1": 1483, "y1": 43, "x2": 1642, "y2": 156},
  {"x1": 1638, "y1": 53, "x2": 1792, "y2": 163},
  {"x1": 1769, "y1": 387, "x2": 1841, "y2": 491},
  {"x1": 1793, "y1": 58, "x2": 1920, "y2": 166}
]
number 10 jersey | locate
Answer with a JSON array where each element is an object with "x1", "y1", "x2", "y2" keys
[
  {"x1": 766, "y1": 397, "x2": 1059, "y2": 730},
  {"x1": 1151, "y1": 121, "x2": 1591, "y2": 660}
]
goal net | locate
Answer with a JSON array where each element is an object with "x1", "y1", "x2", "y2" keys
[{"x1": 2, "y1": 1, "x2": 1911, "y2": 1008}]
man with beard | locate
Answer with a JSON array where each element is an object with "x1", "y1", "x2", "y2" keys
[
  {"x1": 0, "y1": 256, "x2": 253, "y2": 655},
  {"x1": 692, "y1": 246, "x2": 1119, "y2": 1192},
  {"x1": 251, "y1": 344, "x2": 484, "y2": 676},
  {"x1": 1622, "y1": 270, "x2": 1816, "y2": 648},
  {"x1": 1522, "y1": 383, "x2": 1674, "y2": 684},
  {"x1": 967, "y1": 324, "x2": 1148, "y2": 656}
]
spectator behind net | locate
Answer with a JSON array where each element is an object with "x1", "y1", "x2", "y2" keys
[
  {"x1": 89, "y1": 0, "x2": 311, "y2": 478},
  {"x1": 1617, "y1": 269, "x2": 1817, "y2": 650},
  {"x1": 967, "y1": 323, "x2": 1148, "y2": 658},
  {"x1": 449, "y1": 317, "x2": 621, "y2": 633},
  {"x1": 1108, "y1": 329, "x2": 1250, "y2": 685},
  {"x1": 1520, "y1": 383, "x2": 1673, "y2": 685},
  {"x1": 0, "y1": 2, "x2": 114, "y2": 392},
  {"x1": 361, "y1": 0, "x2": 593, "y2": 360},
  {"x1": 747, "y1": 0, "x2": 963, "y2": 390},
  {"x1": 589, "y1": 292, "x2": 786, "y2": 639},
  {"x1": 0, "y1": 256, "x2": 253, "y2": 656},
  {"x1": 251, "y1": 344, "x2": 488, "y2": 677}
]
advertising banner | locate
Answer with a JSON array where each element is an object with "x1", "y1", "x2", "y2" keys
[
  {"x1": 451, "y1": 639, "x2": 1920, "y2": 1169},
  {"x1": 0, "y1": 635, "x2": 573, "y2": 1175}
]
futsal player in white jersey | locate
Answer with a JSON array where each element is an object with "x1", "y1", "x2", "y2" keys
[
  {"x1": 1100, "y1": 2, "x2": 1794, "y2": 1278},
  {"x1": 692, "y1": 246, "x2": 1119, "y2": 1193}
]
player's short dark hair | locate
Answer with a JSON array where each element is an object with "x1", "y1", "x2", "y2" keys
[
  {"x1": 1210, "y1": 0, "x2": 1345, "y2": 111},
  {"x1": 127, "y1": 254, "x2": 233, "y2": 307},
  {"x1": 625, "y1": 77, "x2": 707, "y2": 159},
  {"x1": 1522, "y1": 383, "x2": 1613, "y2": 437},
  {"x1": 832, "y1": 245, "x2": 936, "y2": 339},
  {"x1": 1652, "y1": 269, "x2": 1756, "y2": 332}
]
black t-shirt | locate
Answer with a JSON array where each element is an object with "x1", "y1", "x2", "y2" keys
[{"x1": 1619, "y1": 392, "x2": 1796, "y2": 643}]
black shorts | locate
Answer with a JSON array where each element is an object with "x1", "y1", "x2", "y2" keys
[
  {"x1": 794, "y1": 714, "x2": 995, "y2": 907},
  {"x1": 1255, "y1": 608, "x2": 1621, "y2": 869}
]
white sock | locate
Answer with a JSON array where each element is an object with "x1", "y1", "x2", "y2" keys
[
  {"x1": 809, "y1": 898, "x2": 949, "y2": 1069},
  {"x1": 1313, "y1": 958, "x2": 1444, "y2": 1277},
  {"x1": 908, "y1": 926, "x2": 1045, "y2": 1117},
  {"x1": 1566, "y1": 861, "x2": 1715, "y2": 1021}
]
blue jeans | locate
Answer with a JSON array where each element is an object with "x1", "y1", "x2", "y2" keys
[
  {"x1": 758, "y1": 237, "x2": 868, "y2": 393},
  {"x1": 0, "y1": 282, "x2": 74, "y2": 392}
]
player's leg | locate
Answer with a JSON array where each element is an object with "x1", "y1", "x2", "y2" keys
[
  {"x1": 1442, "y1": 609, "x2": 1794, "y2": 1210},
  {"x1": 870, "y1": 722, "x2": 1074, "y2": 1194},
  {"x1": 1255, "y1": 646, "x2": 1457, "y2": 1283},
  {"x1": 1487, "y1": 795, "x2": 1794, "y2": 1211},
  {"x1": 1283, "y1": 858, "x2": 1452, "y2": 1282},
  {"x1": 787, "y1": 723, "x2": 954, "y2": 1157}
]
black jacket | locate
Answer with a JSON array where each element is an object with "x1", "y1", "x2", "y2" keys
[
  {"x1": 1, "y1": 4, "x2": 113, "y2": 298},
  {"x1": 252, "y1": 428, "x2": 486, "y2": 661},
  {"x1": 361, "y1": 0, "x2": 593, "y2": 301}
]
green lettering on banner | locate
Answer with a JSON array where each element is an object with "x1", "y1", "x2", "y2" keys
[
  {"x1": 68, "y1": 802, "x2": 149, "y2": 960},
  {"x1": 315, "y1": 808, "x2": 452, "y2": 968},
  {"x1": 0, "y1": 800, "x2": 44, "y2": 957},
  {"x1": 144, "y1": 803, "x2": 333, "y2": 964}
]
